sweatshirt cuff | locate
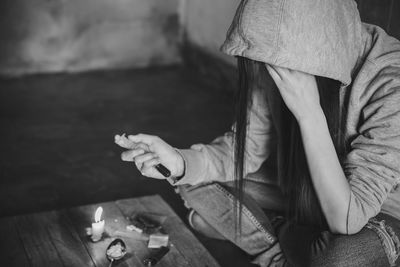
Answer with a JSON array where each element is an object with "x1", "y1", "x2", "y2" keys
[{"x1": 166, "y1": 149, "x2": 204, "y2": 186}]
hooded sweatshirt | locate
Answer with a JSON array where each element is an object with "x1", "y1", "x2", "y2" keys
[{"x1": 172, "y1": 0, "x2": 400, "y2": 234}]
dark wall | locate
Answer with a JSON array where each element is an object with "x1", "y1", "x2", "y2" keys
[{"x1": 356, "y1": 0, "x2": 400, "y2": 40}]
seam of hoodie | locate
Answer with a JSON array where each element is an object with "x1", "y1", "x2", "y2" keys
[{"x1": 272, "y1": 0, "x2": 287, "y2": 64}]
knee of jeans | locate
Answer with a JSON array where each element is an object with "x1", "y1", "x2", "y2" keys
[
  {"x1": 366, "y1": 218, "x2": 400, "y2": 267},
  {"x1": 174, "y1": 184, "x2": 192, "y2": 209},
  {"x1": 309, "y1": 219, "x2": 400, "y2": 267},
  {"x1": 309, "y1": 238, "x2": 351, "y2": 267},
  {"x1": 174, "y1": 183, "x2": 211, "y2": 210}
]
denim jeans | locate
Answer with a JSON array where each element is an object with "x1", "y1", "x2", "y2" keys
[{"x1": 176, "y1": 179, "x2": 400, "y2": 267}]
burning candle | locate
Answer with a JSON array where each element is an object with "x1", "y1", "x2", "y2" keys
[{"x1": 91, "y1": 206, "x2": 105, "y2": 242}]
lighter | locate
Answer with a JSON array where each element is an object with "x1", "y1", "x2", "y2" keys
[
  {"x1": 154, "y1": 164, "x2": 171, "y2": 178},
  {"x1": 143, "y1": 246, "x2": 170, "y2": 266}
]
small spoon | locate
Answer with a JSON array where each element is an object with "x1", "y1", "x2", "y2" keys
[{"x1": 106, "y1": 238, "x2": 127, "y2": 267}]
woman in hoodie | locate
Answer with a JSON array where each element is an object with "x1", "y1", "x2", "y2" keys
[{"x1": 116, "y1": 0, "x2": 400, "y2": 266}]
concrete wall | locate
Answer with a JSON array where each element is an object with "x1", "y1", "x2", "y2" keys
[
  {"x1": 0, "y1": 0, "x2": 181, "y2": 76},
  {"x1": 183, "y1": 0, "x2": 240, "y2": 65}
]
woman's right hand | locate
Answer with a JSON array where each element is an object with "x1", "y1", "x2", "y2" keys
[{"x1": 115, "y1": 133, "x2": 185, "y2": 179}]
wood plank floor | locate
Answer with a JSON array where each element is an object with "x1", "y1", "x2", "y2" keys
[{"x1": 1, "y1": 195, "x2": 220, "y2": 267}]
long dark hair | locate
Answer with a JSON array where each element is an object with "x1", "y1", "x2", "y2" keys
[{"x1": 234, "y1": 57, "x2": 343, "y2": 231}]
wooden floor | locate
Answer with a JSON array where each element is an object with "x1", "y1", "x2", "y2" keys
[
  {"x1": 0, "y1": 66, "x2": 255, "y2": 266},
  {"x1": 1, "y1": 195, "x2": 220, "y2": 267}
]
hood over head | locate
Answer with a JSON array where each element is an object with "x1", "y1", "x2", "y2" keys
[{"x1": 221, "y1": 0, "x2": 363, "y2": 85}]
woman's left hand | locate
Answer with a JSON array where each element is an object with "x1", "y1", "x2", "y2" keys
[{"x1": 266, "y1": 65, "x2": 322, "y2": 122}]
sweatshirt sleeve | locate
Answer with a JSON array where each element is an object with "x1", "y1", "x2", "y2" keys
[
  {"x1": 345, "y1": 67, "x2": 400, "y2": 234},
  {"x1": 171, "y1": 84, "x2": 276, "y2": 186}
]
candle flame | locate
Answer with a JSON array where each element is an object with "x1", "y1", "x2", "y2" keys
[{"x1": 94, "y1": 206, "x2": 103, "y2": 222}]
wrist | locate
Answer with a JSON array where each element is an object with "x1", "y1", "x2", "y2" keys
[
  {"x1": 297, "y1": 106, "x2": 326, "y2": 126},
  {"x1": 173, "y1": 148, "x2": 186, "y2": 178},
  {"x1": 166, "y1": 149, "x2": 186, "y2": 185}
]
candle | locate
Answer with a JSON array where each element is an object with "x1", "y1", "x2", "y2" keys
[{"x1": 91, "y1": 206, "x2": 105, "y2": 242}]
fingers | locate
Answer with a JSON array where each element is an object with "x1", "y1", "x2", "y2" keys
[
  {"x1": 274, "y1": 66, "x2": 291, "y2": 79},
  {"x1": 134, "y1": 152, "x2": 157, "y2": 167},
  {"x1": 121, "y1": 149, "x2": 145, "y2": 162},
  {"x1": 115, "y1": 134, "x2": 151, "y2": 150},
  {"x1": 134, "y1": 143, "x2": 150, "y2": 152},
  {"x1": 128, "y1": 134, "x2": 159, "y2": 146},
  {"x1": 140, "y1": 157, "x2": 161, "y2": 176},
  {"x1": 266, "y1": 64, "x2": 295, "y2": 78},
  {"x1": 134, "y1": 153, "x2": 161, "y2": 177},
  {"x1": 116, "y1": 133, "x2": 162, "y2": 151},
  {"x1": 115, "y1": 134, "x2": 136, "y2": 149},
  {"x1": 266, "y1": 64, "x2": 282, "y2": 81},
  {"x1": 115, "y1": 134, "x2": 132, "y2": 148},
  {"x1": 117, "y1": 133, "x2": 168, "y2": 179}
]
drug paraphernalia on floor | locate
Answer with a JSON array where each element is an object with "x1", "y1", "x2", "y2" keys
[
  {"x1": 112, "y1": 230, "x2": 149, "y2": 241},
  {"x1": 148, "y1": 233, "x2": 169, "y2": 248},
  {"x1": 86, "y1": 227, "x2": 92, "y2": 236},
  {"x1": 143, "y1": 246, "x2": 170, "y2": 266},
  {"x1": 129, "y1": 212, "x2": 167, "y2": 235},
  {"x1": 126, "y1": 224, "x2": 143, "y2": 233}
]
